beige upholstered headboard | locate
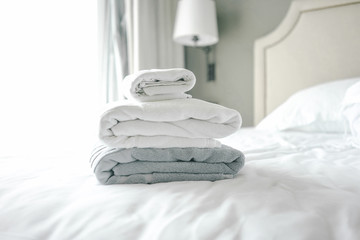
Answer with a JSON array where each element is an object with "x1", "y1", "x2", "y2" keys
[{"x1": 254, "y1": 0, "x2": 360, "y2": 125}]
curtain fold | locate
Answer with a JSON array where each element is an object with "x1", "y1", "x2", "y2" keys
[
  {"x1": 99, "y1": 0, "x2": 184, "y2": 103},
  {"x1": 128, "y1": 0, "x2": 184, "y2": 73},
  {"x1": 98, "y1": 0, "x2": 128, "y2": 103}
]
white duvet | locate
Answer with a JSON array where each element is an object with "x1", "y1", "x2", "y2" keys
[{"x1": 1, "y1": 128, "x2": 360, "y2": 240}]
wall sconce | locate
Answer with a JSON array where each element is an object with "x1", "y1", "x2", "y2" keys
[{"x1": 173, "y1": 0, "x2": 219, "y2": 81}]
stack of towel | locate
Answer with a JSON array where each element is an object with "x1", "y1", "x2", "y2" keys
[{"x1": 90, "y1": 68, "x2": 245, "y2": 184}]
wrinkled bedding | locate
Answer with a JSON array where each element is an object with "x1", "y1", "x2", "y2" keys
[{"x1": 1, "y1": 128, "x2": 360, "y2": 240}]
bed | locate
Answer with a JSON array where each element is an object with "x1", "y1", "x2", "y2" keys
[{"x1": 1, "y1": 0, "x2": 360, "y2": 239}]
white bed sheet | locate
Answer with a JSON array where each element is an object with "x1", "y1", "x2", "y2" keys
[{"x1": 1, "y1": 128, "x2": 360, "y2": 240}]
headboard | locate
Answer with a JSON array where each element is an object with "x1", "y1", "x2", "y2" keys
[{"x1": 254, "y1": 0, "x2": 360, "y2": 125}]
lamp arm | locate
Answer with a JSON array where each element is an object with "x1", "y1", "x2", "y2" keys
[{"x1": 200, "y1": 46, "x2": 216, "y2": 81}]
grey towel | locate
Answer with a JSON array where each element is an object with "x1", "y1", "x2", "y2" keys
[{"x1": 90, "y1": 145, "x2": 245, "y2": 184}]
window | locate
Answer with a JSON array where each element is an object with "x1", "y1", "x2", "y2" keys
[{"x1": 0, "y1": 1, "x2": 98, "y2": 157}]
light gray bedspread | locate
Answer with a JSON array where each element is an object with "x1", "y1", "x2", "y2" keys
[{"x1": 90, "y1": 145, "x2": 245, "y2": 184}]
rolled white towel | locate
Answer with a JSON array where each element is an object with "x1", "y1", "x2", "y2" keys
[
  {"x1": 120, "y1": 68, "x2": 196, "y2": 102},
  {"x1": 99, "y1": 98, "x2": 242, "y2": 148}
]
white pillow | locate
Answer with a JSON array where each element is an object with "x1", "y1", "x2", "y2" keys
[
  {"x1": 256, "y1": 77, "x2": 360, "y2": 133},
  {"x1": 341, "y1": 81, "x2": 360, "y2": 147}
]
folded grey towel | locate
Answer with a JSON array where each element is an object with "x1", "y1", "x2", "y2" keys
[{"x1": 90, "y1": 145, "x2": 245, "y2": 184}]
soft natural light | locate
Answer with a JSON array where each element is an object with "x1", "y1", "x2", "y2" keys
[{"x1": 0, "y1": 1, "x2": 98, "y2": 157}]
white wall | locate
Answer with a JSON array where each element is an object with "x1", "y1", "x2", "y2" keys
[{"x1": 187, "y1": 0, "x2": 293, "y2": 126}]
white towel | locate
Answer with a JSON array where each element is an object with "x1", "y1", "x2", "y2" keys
[
  {"x1": 120, "y1": 68, "x2": 196, "y2": 102},
  {"x1": 99, "y1": 98, "x2": 242, "y2": 148}
]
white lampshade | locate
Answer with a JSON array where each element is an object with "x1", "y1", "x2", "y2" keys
[{"x1": 173, "y1": 0, "x2": 219, "y2": 47}]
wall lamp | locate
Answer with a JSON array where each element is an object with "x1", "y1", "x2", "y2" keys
[{"x1": 173, "y1": 0, "x2": 219, "y2": 81}]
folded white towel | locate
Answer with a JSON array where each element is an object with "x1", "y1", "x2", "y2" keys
[
  {"x1": 120, "y1": 68, "x2": 196, "y2": 102},
  {"x1": 99, "y1": 98, "x2": 242, "y2": 148}
]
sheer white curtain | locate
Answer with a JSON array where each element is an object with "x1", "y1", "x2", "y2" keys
[
  {"x1": 99, "y1": 0, "x2": 184, "y2": 101},
  {"x1": 98, "y1": 0, "x2": 129, "y2": 103},
  {"x1": 0, "y1": 1, "x2": 98, "y2": 157},
  {"x1": 126, "y1": 0, "x2": 184, "y2": 73}
]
